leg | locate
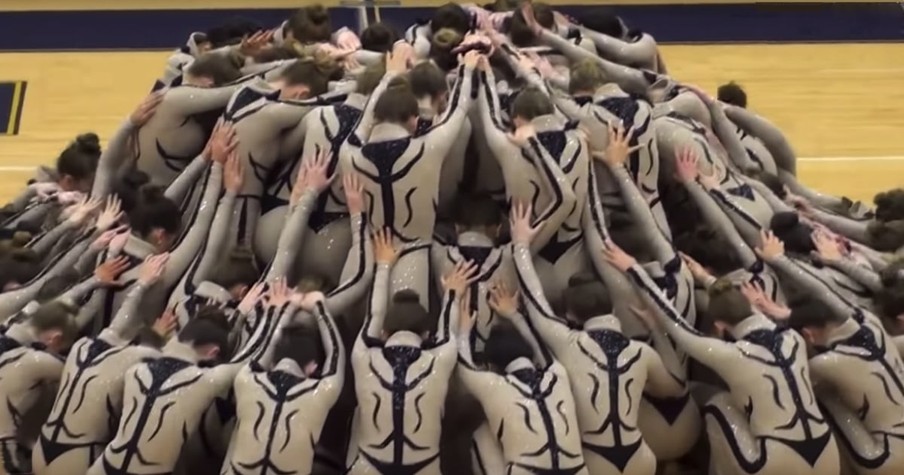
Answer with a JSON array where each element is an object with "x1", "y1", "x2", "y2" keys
[
  {"x1": 820, "y1": 395, "x2": 900, "y2": 475},
  {"x1": 389, "y1": 244, "x2": 433, "y2": 310},
  {"x1": 701, "y1": 392, "x2": 765, "y2": 475},
  {"x1": 471, "y1": 423, "x2": 506, "y2": 475},
  {"x1": 638, "y1": 394, "x2": 701, "y2": 462}
]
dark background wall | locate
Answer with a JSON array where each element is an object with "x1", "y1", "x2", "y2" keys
[{"x1": 0, "y1": 2, "x2": 902, "y2": 50}]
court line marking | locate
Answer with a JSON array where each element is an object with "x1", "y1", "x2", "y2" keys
[{"x1": 0, "y1": 156, "x2": 901, "y2": 173}]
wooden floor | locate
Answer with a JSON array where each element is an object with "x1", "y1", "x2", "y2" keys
[{"x1": 0, "y1": 43, "x2": 902, "y2": 203}]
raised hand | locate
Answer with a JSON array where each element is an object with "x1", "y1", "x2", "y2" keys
[
  {"x1": 266, "y1": 278, "x2": 292, "y2": 308},
  {"x1": 442, "y1": 260, "x2": 479, "y2": 295},
  {"x1": 488, "y1": 281, "x2": 519, "y2": 317},
  {"x1": 343, "y1": 173, "x2": 365, "y2": 215},
  {"x1": 66, "y1": 196, "x2": 102, "y2": 226},
  {"x1": 812, "y1": 230, "x2": 843, "y2": 263},
  {"x1": 674, "y1": 146, "x2": 699, "y2": 184},
  {"x1": 237, "y1": 282, "x2": 267, "y2": 315},
  {"x1": 240, "y1": 30, "x2": 274, "y2": 57},
  {"x1": 139, "y1": 253, "x2": 170, "y2": 286},
  {"x1": 509, "y1": 201, "x2": 540, "y2": 246},
  {"x1": 595, "y1": 122, "x2": 640, "y2": 167},
  {"x1": 335, "y1": 29, "x2": 362, "y2": 50},
  {"x1": 373, "y1": 228, "x2": 399, "y2": 265},
  {"x1": 507, "y1": 123, "x2": 536, "y2": 148},
  {"x1": 387, "y1": 46, "x2": 412, "y2": 74},
  {"x1": 152, "y1": 307, "x2": 179, "y2": 340},
  {"x1": 224, "y1": 150, "x2": 245, "y2": 193},
  {"x1": 303, "y1": 149, "x2": 335, "y2": 194},
  {"x1": 207, "y1": 121, "x2": 238, "y2": 164},
  {"x1": 461, "y1": 49, "x2": 482, "y2": 69},
  {"x1": 95, "y1": 256, "x2": 131, "y2": 287},
  {"x1": 679, "y1": 251, "x2": 713, "y2": 283},
  {"x1": 755, "y1": 230, "x2": 785, "y2": 261},
  {"x1": 130, "y1": 92, "x2": 164, "y2": 127},
  {"x1": 740, "y1": 281, "x2": 791, "y2": 320},
  {"x1": 96, "y1": 195, "x2": 124, "y2": 231},
  {"x1": 521, "y1": 2, "x2": 543, "y2": 35},
  {"x1": 109, "y1": 229, "x2": 130, "y2": 256},
  {"x1": 91, "y1": 226, "x2": 129, "y2": 251},
  {"x1": 601, "y1": 239, "x2": 638, "y2": 272}
]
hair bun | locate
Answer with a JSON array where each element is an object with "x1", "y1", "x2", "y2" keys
[
  {"x1": 770, "y1": 212, "x2": 800, "y2": 232},
  {"x1": 75, "y1": 133, "x2": 101, "y2": 155},
  {"x1": 10, "y1": 231, "x2": 32, "y2": 248},
  {"x1": 392, "y1": 289, "x2": 421, "y2": 304},
  {"x1": 708, "y1": 277, "x2": 735, "y2": 297},
  {"x1": 195, "y1": 305, "x2": 230, "y2": 331},
  {"x1": 432, "y1": 28, "x2": 462, "y2": 49},
  {"x1": 9, "y1": 248, "x2": 39, "y2": 264},
  {"x1": 307, "y1": 5, "x2": 329, "y2": 24},
  {"x1": 138, "y1": 184, "x2": 166, "y2": 203}
]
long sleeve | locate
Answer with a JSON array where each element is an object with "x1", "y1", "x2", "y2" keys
[
  {"x1": 744, "y1": 177, "x2": 794, "y2": 214},
  {"x1": 163, "y1": 163, "x2": 224, "y2": 287},
  {"x1": 624, "y1": 263, "x2": 739, "y2": 366},
  {"x1": 538, "y1": 30, "x2": 654, "y2": 96},
  {"x1": 169, "y1": 84, "x2": 244, "y2": 117},
  {"x1": 264, "y1": 190, "x2": 319, "y2": 282},
  {"x1": 683, "y1": 180, "x2": 757, "y2": 267},
  {"x1": 430, "y1": 288, "x2": 460, "y2": 352},
  {"x1": 164, "y1": 155, "x2": 210, "y2": 203},
  {"x1": 207, "y1": 303, "x2": 293, "y2": 390},
  {"x1": 609, "y1": 165, "x2": 674, "y2": 264},
  {"x1": 423, "y1": 64, "x2": 476, "y2": 158},
  {"x1": 100, "y1": 282, "x2": 150, "y2": 344},
  {"x1": 512, "y1": 243, "x2": 575, "y2": 354},
  {"x1": 550, "y1": 89, "x2": 585, "y2": 121},
  {"x1": 0, "y1": 239, "x2": 91, "y2": 320},
  {"x1": 455, "y1": 336, "x2": 501, "y2": 400},
  {"x1": 325, "y1": 212, "x2": 374, "y2": 315},
  {"x1": 349, "y1": 71, "x2": 401, "y2": 146},
  {"x1": 526, "y1": 136, "x2": 577, "y2": 253},
  {"x1": 724, "y1": 105, "x2": 796, "y2": 175},
  {"x1": 808, "y1": 208, "x2": 871, "y2": 245},
  {"x1": 28, "y1": 220, "x2": 80, "y2": 257},
  {"x1": 505, "y1": 311, "x2": 550, "y2": 368},
  {"x1": 91, "y1": 119, "x2": 138, "y2": 198},
  {"x1": 707, "y1": 103, "x2": 756, "y2": 172},
  {"x1": 186, "y1": 191, "x2": 237, "y2": 290},
  {"x1": 706, "y1": 187, "x2": 764, "y2": 245},
  {"x1": 355, "y1": 263, "x2": 391, "y2": 351},
  {"x1": 827, "y1": 258, "x2": 882, "y2": 293},
  {"x1": 60, "y1": 276, "x2": 101, "y2": 308},
  {"x1": 579, "y1": 29, "x2": 658, "y2": 70},
  {"x1": 767, "y1": 255, "x2": 856, "y2": 321},
  {"x1": 314, "y1": 301, "x2": 345, "y2": 380}
]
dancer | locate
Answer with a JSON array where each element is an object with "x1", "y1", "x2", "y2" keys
[
  {"x1": 0, "y1": 302, "x2": 75, "y2": 474},
  {"x1": 223, "y1": 294, "x2": 345, "y2": 475},
  {"x1": 457, "y1": 291, "x2": 587, "y2": 473},
  {"x1": 507, "y1": 202, "x2": 686, "y2": 475},
  {"x1": 606, "y1": 241, "x2": 840, "y2": 475},
  {"x1": 87, "y1": 281, "x2": 295, "y2": 475},
  {"x1": 341, "y1": 47, "x2": 477, "y2": 308},
  {"x1": 33, "y1": 255, "x2": 171, "y2": 475},
  {"x1": 346, "y1": 230, "x2": 474, "y2": 475}
]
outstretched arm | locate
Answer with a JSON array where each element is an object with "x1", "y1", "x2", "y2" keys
[
  {"x1": 92, "y1": 94, "x2": 163, "y2": 198},
  {"x1": 510, "y1": 240, "x2": 575, "y2": 353},
  {"x1": 354, "y1": 230, "x2": 397, "y2": 353},
  {"x1": 581, "y1": 28, "x2": 659, "y2": 70},
  {"x1": 324, "y1": 208, "x2": 374, "y2": 315},
  {"x1": 723, "y1": 105, "x2": 797, "y2": 176},
  {"x1": 312, "y1": 299, "x2": 345, "y2": 391},
  {"x1": 100, "y1": 254, "x2": 168, "y2": 345}
]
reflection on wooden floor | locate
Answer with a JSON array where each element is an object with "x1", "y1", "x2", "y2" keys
[{"x1": 0, "y1": 43, "x2": 902, "y2": 203}]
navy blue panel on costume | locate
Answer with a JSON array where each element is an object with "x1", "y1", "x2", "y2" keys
[{"x1": 0, "y1": 81, "x2": 27, "y2": 135}]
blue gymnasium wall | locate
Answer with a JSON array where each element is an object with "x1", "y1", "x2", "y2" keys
[{"x1": 0, "y1": 2, "x2": 902, "y2": 50}]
